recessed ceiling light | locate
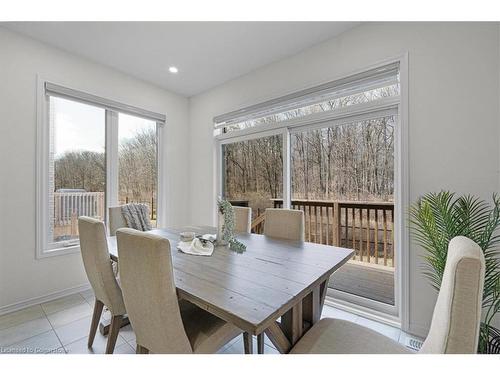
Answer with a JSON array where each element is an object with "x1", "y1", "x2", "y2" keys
[{"x1": 168, "y1": 66, "x2": 179, "y2": 74}]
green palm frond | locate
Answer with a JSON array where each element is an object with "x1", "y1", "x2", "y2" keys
[{"x1": 410, "y1": 191, "x2": 500, "y2": 353}]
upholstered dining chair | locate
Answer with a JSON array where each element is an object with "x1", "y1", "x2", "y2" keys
[
  {"x1": 263, "y1": 208, "x2": 305, "y2": 242},
  {"x1": 108, "y1": 206, "x2": 128, "y2": 236},
  {"x1": 78, "y1": 217, "x2": 127, "y2": 354},
  {"x1": 289, "y1": 236, "x2": 485, "y2": 354},
  {"x1": 258, "y1": 208, "x2": 305, "y2": 353},
  {"x1": 116, "y1": 228, "x2": 242, "y2": 354},
  {"x1": 233, "y1": 206, "x2": 252, "y2": 233}
]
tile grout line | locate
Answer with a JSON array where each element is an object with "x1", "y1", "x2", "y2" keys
[
  {"x1": 0, "y1": 305, "x2": 56, "y2": 351},
  {"x1": 4, "y1": 293, "x2": 403, "y2": 354},
  {"x1": 40, "y1": 302, "x2": 67, "y2": 353},
  {"x1": 40, "y1": 298, "x2": 95, "y2": 352},
  {"x1": 0, "y1": 306, "x2": 50, "y2": 336},
  {"x1": 80, "y1": 292, "x2": 94, "y2": 307}
]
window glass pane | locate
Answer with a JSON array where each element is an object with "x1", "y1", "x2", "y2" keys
[
  {"x1": 222, "y1": 135, "x2": 283, "y2": 227},
  {"x1": 50, "y1": 97, "x2": 105, "y2": 243},
  {"x1": 118, "y1": 113, "x2": 158, "y2": 227},
  {"x1": 291, "y1": 115, "x2": 396, "y2": 305},
  {"x1": 219, "y1": 80, "x2": 399, "y2": 134}
]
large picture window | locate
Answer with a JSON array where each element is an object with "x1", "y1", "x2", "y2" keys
[
  {"x1": 37, "y1": 82, "x2": 164, "y2": 256},
  {"x1": 222, "y1": 134, "x2": 283, "y2": 221},
  {"x1": 51, "y1": 97, "x2": 106, "y2": 244},
  {"x1": 118, "y1": 113, "x2": 158, "y2": 226},
  {"x1": 215, "y1": 61, "x2": 406, "y2": 319}
]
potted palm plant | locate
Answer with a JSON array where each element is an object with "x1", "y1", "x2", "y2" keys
[{"x1": 410, "y1": 191, "x2": 500, "y2": 353}]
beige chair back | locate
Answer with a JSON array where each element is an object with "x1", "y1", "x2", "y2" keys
[
  {"x1": 78, "y1": 217, "x2": 126, "y2": 316},
  {"x1": 116, "y1": 228, "x2": 193, "y2": 353},
  {"x1": 420, "y1": 236, "x2": 485, "y2": 354},
  {"x1": 109, "y1": 206, "x2": 127, "y2": 235},
  {"x1": 233, "y1": 206, "x2": 252, "y2": 233},
  {"x1": 263, "y1": 208, "x2": 305, "y2": 241}
]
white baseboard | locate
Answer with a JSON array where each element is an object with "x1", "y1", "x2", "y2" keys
[
  {"x1": 407, "y1": 322, "x2": 429, "y2": 339},
  {"x1": 0, "y1": 283, "x2": 91, "y2": 316}
]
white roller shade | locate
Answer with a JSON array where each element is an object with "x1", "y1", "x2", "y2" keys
[
  {"x1": 45, "y1": 82, "x2": 166, "y2": 124},
  {"x1": 214, "y1": 62, "x2": 399, "y2": 127}
]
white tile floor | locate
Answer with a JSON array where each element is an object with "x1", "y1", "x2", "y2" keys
[{"x1": 0, "y1": 290, "x2": 417, "y2": 354}]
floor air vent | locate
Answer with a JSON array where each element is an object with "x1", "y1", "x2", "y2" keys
[{"x1": 404, "y1": 336, "x2": 423, "y2": 351}]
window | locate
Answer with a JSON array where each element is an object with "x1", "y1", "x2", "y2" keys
[
  {"x1": 37, "y1": 81, "x2": 165, "y2": 257},
  {"x1": 51, "y1": 97, "x2": 106, "y2": 244},
  {"x1": 214, "y1": 62, "x2": 400, "y2": 135},
  {"x1": 118, "y1": 113, "x2": 158, "y2": 226},
  {"x1": 222, "y1": 134, "x2": 283, "y2": 222},
  {"x1": 215, "y1": 61, "x2": 406, "y2": 319}
]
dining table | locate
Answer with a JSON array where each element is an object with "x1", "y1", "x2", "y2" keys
[{"x1": 103, "y1": 225, "x2": 354, "y2": 354}]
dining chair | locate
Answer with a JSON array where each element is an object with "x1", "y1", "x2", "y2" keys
[
  {"x1": 257, "y1": 208, "x2": 305, "y2": 352},
  {"x1": 108, "y1": 206, "x2": 127, "y2": 236},
  {"x1": 233, "y1": 206, "x2": 252, "y2": 233},
  {"x1": 263, "y1": 208, "x2": 305, "y2": 241},
  {"x1": 116, "y1": 228, "x2": 242, "y2": 354},
  {"x1": 78, "y1": 216, "x2": 127, "y2": 354},
  {"x1": 289, "y1": 236, "x2": 485, "y2": 354}
]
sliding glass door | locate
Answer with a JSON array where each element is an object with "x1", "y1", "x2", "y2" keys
[
  {"x1": 290, "y1": 115, "x2": 397, "y2": 307},
  {"x1": 221, "y1": 133, "x2": 283, "y2": 228},
  {"x1": 215, "y1": 61, "x2": 405, "y2": 320}
]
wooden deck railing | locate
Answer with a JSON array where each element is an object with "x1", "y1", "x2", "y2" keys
[
  {"x1": 251, "y1": 199, "x2": 394, "y2": 267},
  {"x1": 54, "y1": 192, "x2": 105, "y2": 226}
]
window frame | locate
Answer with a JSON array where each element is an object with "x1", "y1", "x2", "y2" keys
[
  {"x1": 36, "y1": 78, "x2": 164, "y2": 258},
  {"x1": 214, "y1": 55, "x2": 409, "y2": 328}
]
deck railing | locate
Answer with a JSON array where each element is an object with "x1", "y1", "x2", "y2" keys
[
  {"x1": 251, "y1": 199, "x2": 394, "y2": 267},
  {"x1": 54, "y1": 192, "x2": 105, "y2": 226}
]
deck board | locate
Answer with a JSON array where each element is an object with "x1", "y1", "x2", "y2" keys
[{"x1": 329, "y1": 262, "x2": 395, "y2": 305}]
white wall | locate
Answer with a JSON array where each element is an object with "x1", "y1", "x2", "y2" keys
[
  {"x1": 1, "y1": 22, "x2": 499, "y2": 337},
  {"x1": 188, "y1": 22, "x2": 500, "y2": 337},
  {"x1": 0, "y1": 27, "x2": 190, "y2": 311}
]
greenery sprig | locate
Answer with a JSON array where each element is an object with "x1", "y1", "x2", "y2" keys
[{"x1": 217, "y1": 199, "x2": 246, "y2": 254}]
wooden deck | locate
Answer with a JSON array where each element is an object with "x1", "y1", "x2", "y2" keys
[
  {"x1": 329, "y1": 261, "x2": 395, "y2": 305},
  {"x1": 247, "y1": 199, "x2": 396, "y2": 306}
]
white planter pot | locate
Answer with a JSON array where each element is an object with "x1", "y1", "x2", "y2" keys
[{"x1": 216, "y1": 212, "x2": 228, "y2": 247}]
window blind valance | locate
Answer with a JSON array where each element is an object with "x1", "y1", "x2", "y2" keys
[
  {"x1": 213, "y1": 62, "x2": 399, "y2": 127},
  {"x1": 45, "y1": 82, "x2": 166, "y2": 124}
]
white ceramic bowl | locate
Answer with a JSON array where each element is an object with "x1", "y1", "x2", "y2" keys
[{"x1": 180, "y1": 231, "x2": 195, "y2": 242}]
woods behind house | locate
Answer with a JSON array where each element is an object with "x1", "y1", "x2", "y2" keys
[
  {"x1": 54, "y1": 128, "x2": 157, "y2": 211},
  {"x1": 54, "y1": 87, "x2": 396, "y2": 222},
  {"x1": 223, "y1": 116, "x2": 395, "y2": 216},
  {"x1": 222, "y1": 85, "x2": 397, "y2": 215}
]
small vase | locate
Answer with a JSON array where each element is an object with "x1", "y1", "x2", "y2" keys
[{"x1": 216, "y1": 212, "x2": 228, "y2": 247}]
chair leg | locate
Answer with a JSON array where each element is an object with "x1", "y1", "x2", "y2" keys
[
  {"x1": 105, "y1": 314, "x2": 123, "y2": 354},
  {"x1": 88, "y1": 299, "x2": 104, "y2": 348},
  {"x1": 257, "y1": 333, "x2": 265, "y2": 354},
  {"x1": 243, "y1": 332, "x2": 253, "y2": 354},
  {"x1": 136, "y1": 345, "x2": 149, "y2": 354}
]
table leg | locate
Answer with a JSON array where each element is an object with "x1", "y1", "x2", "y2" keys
[
  {"x1": 264, "y1": 322, "x2": 291, "y2": 354},
  {"x1": 303, "y1": 284, "x2": 322, "y2": 326},
  {"x1": 99, "y1": 316, "x2": 130, "y2": 336},
  {"x1": 263, "y1": 278, "x2": 329, "y2": 354},
  {"x1": 319, "y1": 280, "x2": 328, "y2": 311},
  {"x1": 257, "y1": 334, "x2": 265, "y2": 354},
  {"x1": 281, "y1": 301, "x2": 303, "y2": 345},
  {"x1": 243, "y1": 332, "x2": 253, "y2": 354}
]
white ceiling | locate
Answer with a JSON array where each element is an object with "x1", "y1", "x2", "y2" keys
[{"x1": 3, "y1": 22, "x2": 359, "y2": 97}]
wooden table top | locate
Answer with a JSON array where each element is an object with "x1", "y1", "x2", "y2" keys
[{"x1": 107, "y1": 226, "x2": 354, "y2": 335}]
